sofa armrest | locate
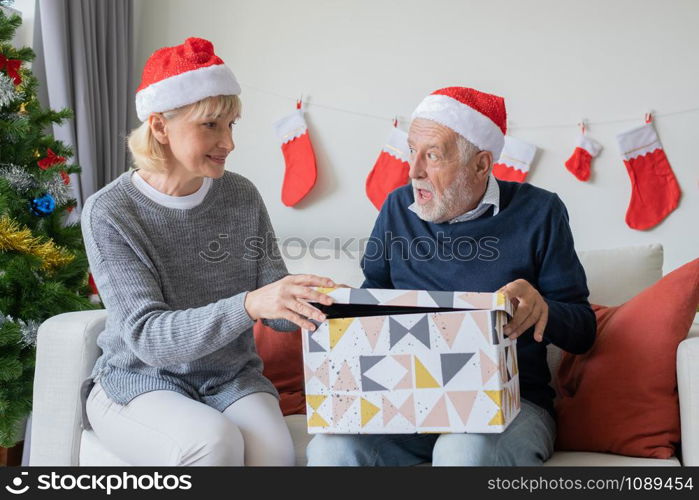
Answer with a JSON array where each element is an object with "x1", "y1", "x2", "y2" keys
[
  {"x1": 677, "y1": 324, "x2": 699, "y2": 466},
  {"x1": 30, "y1": 309, "x2": 107, "y2": 466}
]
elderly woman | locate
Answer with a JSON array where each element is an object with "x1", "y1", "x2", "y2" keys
[{"x1": 80, "y1": 38, "x2": 333, "y2": 466}]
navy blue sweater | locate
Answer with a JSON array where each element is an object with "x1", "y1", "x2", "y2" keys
[{"x1": 361, "y1": 180, "x2": 596, "y2": 417}]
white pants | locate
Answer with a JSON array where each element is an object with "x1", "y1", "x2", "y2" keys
[{"x1": 86, "y1": 382, "x2": 295, "y2": 466}]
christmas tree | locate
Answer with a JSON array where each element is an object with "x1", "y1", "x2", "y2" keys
[{"x1": 0, "y1": 1, "x2": 100, "y2": 447}]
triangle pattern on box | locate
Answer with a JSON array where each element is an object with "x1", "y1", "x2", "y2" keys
[
  {"x1": 456, "y1": 292, "x2": 494, "y2": 309},
  {"x1": 333, "y1": 360, "x2": 359, "y2": 391},
  {"x1": 332, "y1": 394, "x2": 357, "y2": 425},
  {"x1": 480, "y1": 349, "x2": 498, "y2": 384},
  {"x1": 308, "y1": 412, "x2": 329, "y2": 428},
  {"x1": 414, "y1": 356, "x2": 440, "y2": 388},
  {"x1": 360, "y1": 355, "x2": 389, "y2": 391},
  {"x1": 304, "y1": 358, "x2": 330, "y2": 388},
  {"x1": 329, "y1": 317, "x2": 355, "y2": 350},
  {"x1": 308, "y1": 333, "x2": 326, "y2": 353},
  {"x1": 426, "y1": 290, "x2": 455, "y2": 308},
  {"x1": 420, "y1": 395, "x2": 450, "y2": 427},
  {"x1": 361, "y1": 398, "x2": 380, "y2": 427},
  {"x1": 392, "y1": 354, "x2": 413, "y2": 390},
  {"x1": 431, "y1": 312, "x2": 466, "y2": 348},
  {"x1": 382, "y1": 394, "x2": 399, "y2": 426},
  {"x1": 447, "y1": 391, "x2": 478, "y2": 426},
  {"x1": 363, "y1": 355, "x2": 408, "y2": 390},
  {"x1": 385, "y1": 290, "x2": 419, "y2": 307},
  {"x1": 488, "y1": 410, "x2": 505, "y2": 426},
  {"x1": 399, "y1": 394, "x2": 416, "y2": 425},
  {"x1": 306, "y1": 394, "x2": 326, "y2": 411},
  {"x1": 485, "y1": 389, "x2": 503, "y2": 408},
  {"x1": 350, "y1": 288, "x2": 380, "y2": 305},
  {"x1": 358, "y1": 315, "x2": 386, "y2": 351},
  {"x1": 505, "y1": 345, "x2": 515, "y2": 381},
  {"x1": 472, "y1": 311, "x2": 491, "y2": 344},
  {"x1": 498, "y1": 349, "x2": 508, "y2": 384},
  {"x1": 440, "y1": 352, "x2": 475, "y2": 386},
  {"x1": 389, "y1": 315, "x2": 430, "y2": 349}
]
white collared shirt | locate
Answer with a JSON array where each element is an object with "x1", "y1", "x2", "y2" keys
[
  {"x1": 131, "y1": 170, "x2": 212, "y2": 209},
  {"x1": 408, "y1": 173, "x2": 500, "y2": 223}
]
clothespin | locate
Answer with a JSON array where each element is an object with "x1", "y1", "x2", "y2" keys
[{"x1": 578, "y1": 120, "x2": 587, "y2": 135}]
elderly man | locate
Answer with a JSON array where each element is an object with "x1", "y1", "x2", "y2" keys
[{"x1": 307, "y1": 87, "x2": 596, "y2": 466}]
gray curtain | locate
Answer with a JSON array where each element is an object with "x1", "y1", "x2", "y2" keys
[{"x1": 34, "y1": 0, "x2": 133, "y2": 211}]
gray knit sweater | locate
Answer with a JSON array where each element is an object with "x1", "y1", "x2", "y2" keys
[{"x1": 80, "y1": 170, "x2": 293, "y2": 417}]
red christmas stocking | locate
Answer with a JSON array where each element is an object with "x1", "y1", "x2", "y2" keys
[
  {"x1": 365, "y1": 125, "x2": 410, "y2": 210},
  {"x1": 273, "y1": 105, "x2": 317, "y2": 207},
  {"x1": 616, "y1": 121, "x2": 681, "y2": 230},
  {"x1": 492, "y1": 136, "x2": 537, "y2": 183},
  {"x1": 565, "y1": 133, "x2": 601, "y2": 182}
]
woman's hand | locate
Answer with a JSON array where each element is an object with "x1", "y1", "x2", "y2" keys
[{"x1": 244, "y1": 274, "x2": 336, "y2": 330}]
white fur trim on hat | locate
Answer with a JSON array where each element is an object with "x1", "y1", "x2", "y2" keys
[
  {"x1": 135, "y1": 64, "x2": 241, "y2": 121},
  {"x1": 410, "y1": 94, "x2": 505, "y2": 158}
]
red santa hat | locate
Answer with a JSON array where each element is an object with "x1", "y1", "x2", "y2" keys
[
  {"x1": 410, "y1": 87, "x2": 507, "y2": 159},
  {"x1": 135, "y1": 37, "x2": 241, "y2": 121}
]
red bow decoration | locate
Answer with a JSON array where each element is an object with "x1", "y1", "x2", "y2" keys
[
  {"x1": 0, "y1": 55, "x2": 22, "y2": 86},
  {"x1": 60, "y1": 171, "x2": 71, "y2": 185},
  {"x1": 38, "y1": 148, "x2": 67, "y2": 170}
]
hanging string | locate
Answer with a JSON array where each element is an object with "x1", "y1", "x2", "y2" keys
[
  {"x1": 241, "y1": 82, "x2": 699, "y2": 130},
  {"x1": 242, "y1": 82, "x2": 396, "y2": 123}
]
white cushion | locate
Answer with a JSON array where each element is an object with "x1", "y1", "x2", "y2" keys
[
  {"x1": 548, "y1": 243, "x2": 664, "y2": 389},
  {"x1": 577, "y1": 243, "x2": 663, "y2": 307}
]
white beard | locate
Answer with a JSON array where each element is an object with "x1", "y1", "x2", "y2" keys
[{"x1": 412, "y1": 168, "x2": 477, "y2": 223}]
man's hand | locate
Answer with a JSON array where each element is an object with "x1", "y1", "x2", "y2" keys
[
  {"x1": 498, "y1": 279, "x2": 548, "y2": 342},
  {"x1": 244, "y1": 274, "x2": 335, "y2": 331}
]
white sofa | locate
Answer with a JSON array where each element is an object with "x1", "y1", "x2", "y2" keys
[{"x1": 29, "y1": 243, "x2": 698, "y2": 466}]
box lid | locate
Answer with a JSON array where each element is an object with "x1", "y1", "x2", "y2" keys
[{"x1": 314, "y1": 287, "x2": 514, "y2": 318}]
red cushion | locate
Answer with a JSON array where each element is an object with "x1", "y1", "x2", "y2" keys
[
  {"x1": 253, "y1": 321, "x2": 305, "y2": 416},
  {"x1": 555, "y1": 259, "x2": 699, "y2": 459}
]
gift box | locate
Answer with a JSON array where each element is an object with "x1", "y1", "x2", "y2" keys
[{"x1": 302, "y1": 288, "x2": 520, "y2": 434}]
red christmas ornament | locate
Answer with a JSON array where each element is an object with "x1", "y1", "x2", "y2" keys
[
  {"x1": 60, "y1": 171, "x2": 71, "y2": 185},
  {"x1": 0, "y1": 55, "x2": 22, "y2": 85},
  {"x1": 38, "y1": 148, "x2": 66, "y2": 170}
]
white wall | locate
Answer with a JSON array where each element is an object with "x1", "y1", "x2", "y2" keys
[
  {"x1": 3, "y1": 0, "x2": 34, "y2": 49},
  {"x1": 132, "y1": 0, "x2": 698, "y2": 274}
]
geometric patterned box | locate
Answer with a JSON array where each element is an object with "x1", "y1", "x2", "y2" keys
[{"x1": 302, "y1": 288, "x2": 520, "y2": 435}]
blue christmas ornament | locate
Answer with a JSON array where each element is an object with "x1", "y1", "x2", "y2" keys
[{"x1": 29, "y1": 193, "x2": 56, "y2": 217}]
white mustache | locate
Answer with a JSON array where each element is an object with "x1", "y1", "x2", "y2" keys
[{"x1": 412, "y1": 181, "x2": 434, "y2": 193}]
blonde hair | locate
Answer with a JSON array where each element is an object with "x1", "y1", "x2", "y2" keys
[{"x1": 127, "y1": 94, "x2": 242, "y2": 172}]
